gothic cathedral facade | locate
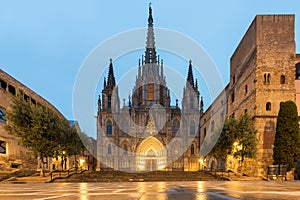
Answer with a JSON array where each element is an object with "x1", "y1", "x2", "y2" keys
[{"x1": 96, "y1": 6, "x2": 203, "y2": 172}]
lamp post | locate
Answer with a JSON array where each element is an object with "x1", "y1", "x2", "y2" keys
[{"x1": 62, "y1": 150, "x2": 66, "y2": 171}]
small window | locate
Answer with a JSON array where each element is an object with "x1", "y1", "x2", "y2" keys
[
  {"x1": 203, "y1": 128, "x2": 207, "y2": 139},
  {"x1": 123, "y1": 143, "x2": 128, "y2": 154},
  {"x1": 108, "y1": 143, "x2": 112, "y2": 155},
  {"x1": 0, "y1": 140, "x2": 6, "y2": 154},
  {"x1": 0, "y1": 79, "x2": 7, "y2": 90},
  {"x1": 106, "y1": 120, "x2": 112, "y2": 135},
  {"x1": 231, "y1": 113, "x2": 235, "y2": 118},
  {"x1": 31, "y1": 99, "x2": 36, "y2": 106},
  {"x1": 108, "y1": 95, "x2": 112, "y2": 109},
  {"x1": 24, "y1": 94, "x2": 29, "y2": 102},
  {"x1": 190, "y1": 121, "x2": 195, "y2": 135},
  {"x1": 266, "y1": 102, "x2": 271, "y2": 111},
  {"x1": 191, "y1": 144, "x2": 195, "y2": 155},
  {"x1": 245, "y1": 85, "x2": 248, "y2": 95},
  {"x1": 11, "y1": 163, "x2": 19, "y2": 169},
  {"x1": 172, "y1": 119, "x2": 180, "y2": 136},
  {"x1": 264, "y1": 73, "x2": 271, "y2": 84},
  {"x1": 232, "y1": 75, "x2": 236, "y2": 84},
  {"x1": 280, "y1": 75, "x2": 286, "y2": 84},
  {"x1": 231, "y1": 92, "x2": 235, "y2": 103},
  {"x1": 244, "y1": 109, "x2": 248, "y2": 113},
  {"x1": 0, "y1": 108, "x2": 6, "y2": 123},
  {"x1": 8, "y1": 85, "x2": 16, "y2": 96}
]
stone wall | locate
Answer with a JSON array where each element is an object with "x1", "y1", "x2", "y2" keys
[
  {"x1": 227, "y1": 15, "x2": 296, "y2": 177},
  {"x1": 0, "y1": 69, "x2": 66, "y2": 171}
]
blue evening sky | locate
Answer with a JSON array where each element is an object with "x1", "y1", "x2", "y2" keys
[{"x1": 0, "y1": 1, "x2": 299, "y2": 137}]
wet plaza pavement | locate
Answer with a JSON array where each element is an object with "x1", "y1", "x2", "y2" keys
[{"x1": 0, "y1": 181, "x2": 300, "y2": 200}]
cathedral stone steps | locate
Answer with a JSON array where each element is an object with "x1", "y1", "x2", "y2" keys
[{"x1": 54, "y1": 171, "x2": 223, "y2": 182}]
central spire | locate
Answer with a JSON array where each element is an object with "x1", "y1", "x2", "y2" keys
[{"x1": 145, "y1": 4, "x2": 157, "y2": 64}]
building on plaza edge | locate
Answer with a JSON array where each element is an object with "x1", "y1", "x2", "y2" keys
[
  {"x1": 96, "y1": 6, "x2": 204, "y2": 172},
  {"x1": 201, "y1": 14, "x2": 300, "y2": 177}
]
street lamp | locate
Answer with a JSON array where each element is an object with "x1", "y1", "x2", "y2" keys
[{"x1": 62, "y1": 150, "x2": 66, "y2": 171}]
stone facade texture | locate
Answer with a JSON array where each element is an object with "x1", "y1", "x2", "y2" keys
[
  {"x1": 0, "y1": 69, "x2": 66, "y2": 171},
  {"x1": 96, "y1": 7, "x2": 202, "y2": 172},
  {"x1": 201, "y1": 14, "x2": 298, "y2": 177}
]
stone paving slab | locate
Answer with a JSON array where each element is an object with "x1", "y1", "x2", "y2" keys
[{"x1": 0, "y1": 181, "x2": 300, "y2": 199}]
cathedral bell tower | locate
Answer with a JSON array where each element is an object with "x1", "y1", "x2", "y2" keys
[
  {"x1": 182, "y1": 60, "x2": 200, "y2": 113},
  {"x1": 100, "y1": 59, "x2": 120, "y2": 112}
]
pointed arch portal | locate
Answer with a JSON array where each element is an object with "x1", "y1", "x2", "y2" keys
[{"x1": 136, "y1": 137, "x2": 167, "y2": 171}]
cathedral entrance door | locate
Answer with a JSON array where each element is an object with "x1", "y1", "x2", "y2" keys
[
  {"x1": 136, "y1": 137, "x2": 167, "y2": 171},
  {"x1": 146, "y1": 150, "x2": 157, "y2": 171},
  {"x1": 146, "y1": 158, "x2": 157, "y2": 171}
]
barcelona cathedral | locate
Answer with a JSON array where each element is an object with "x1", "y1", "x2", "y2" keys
[
  {"x1": 96, "y1": 6, "x2": 204, "y2": 172},
  {"x1": 96, "y1": 5, "x2": 300, "y2": 176}
]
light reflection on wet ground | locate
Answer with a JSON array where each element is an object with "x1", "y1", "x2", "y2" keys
[{"x1": 0, "y1": 181, "x2": 299, "y2": 200}]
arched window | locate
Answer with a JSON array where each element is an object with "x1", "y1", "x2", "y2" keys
[
  {"x1": 108, "y1": 95, "x2": 112, "y2": 109},
  {"x1": 108, "y1": 143, "x2": 112, "y2": 155},
  {"x1": 123, "y1": 143, "x2": 128, "y2": 154},
  {"x1": 245, "y1": 85, "x2": 248, "y2": 95},
  {"x1": 264, "y1": 73, "x2": 271, "y2": 84},
  {"x1": 191, "y1": 144, "x2": 195, "y2": 155},
  {"x1": 106, "y1": 120, "x2": 112, "y2": 135},
  {"x1": 280, "y1": 75, "x2": 286, "y2": 84},
  {"x1": 266, "y1": 102, "x2": 271, "y2": 111},
  {"x1": 172, "y1": 119, "x2": 180, "y2": 136},
  {"x1": 148, "y1": 83, "x2": 154, "y2": 100},
  {"x1": 280, "y1": 102, "x2": 284, "y2": 107},
  {"x1": 121, "y1": 120, "x2": 129, "y2": 136},
  {"x1": 190, "y1": 121, "x2": 195, "y2": 135},
  {"x1": 267, "y1": 73, "x2": 271, "y2": 84}
]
